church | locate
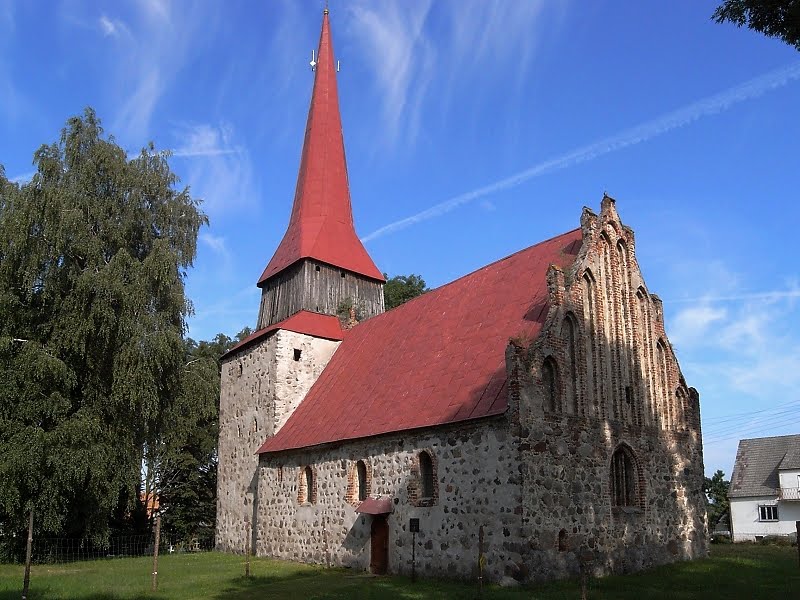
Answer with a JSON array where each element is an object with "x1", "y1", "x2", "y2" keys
[{"x1": 215, "y1": 10, "x2": 707, "y2": 582}]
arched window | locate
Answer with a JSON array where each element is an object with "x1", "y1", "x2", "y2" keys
[
  {"x1": 558, "y1": 529, "x2": 568, "y2": 552},
  {"x1": 583, "y1": 271, "x2": 597, "y2": 414},
  {"x1": 656, "y1": 340, "x2": 670, "y2": 428},
  {"x1": 610, "y1": 445, "x2": 639, "y2": 508},
  {"x1": 356, "y1": 460, "x2": 368, "y2": 501},
  {"x1": 419, "y1": 451, "x2": 434, "y2": 499},
  {"x1": 563, "y1": 314, "x2": 579, "y2": 414},
  {"x1": 299, "y1": 465, "x2": 315, "y2": 504},
  {"x1": 542, "y1": 357, "x2": 559, "y2": 412},
  {"x1": 676, "y1": 388, "x2": 687, "y2": 431}
]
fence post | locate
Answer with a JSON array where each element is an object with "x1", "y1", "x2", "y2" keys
[
  {"x1": 245, "y1": 520, "x2": 251, "y2": 578},
  {"x1": 21, "y1": 510, "x2": 33, "y2": 600},
  {"x1": 796, "y1": 521, "x2": 799, "y2": 569},
  {"x1": 151, "y1": 514, "x2": 161, "y2": 592}
]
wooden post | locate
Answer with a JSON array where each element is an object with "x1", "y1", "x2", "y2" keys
[
  {"x1": 477, "y1": 525, "x2": 484, "y2": 598},
  {"x1": 245, "y1": 521, "x2": 251, "y2": 578},
  {"x1": 151, "y1": 514, "x2": 161, "y2": 592},
  {"x1": 796, "y1": 521, "x2": 799, "y2": 569},
  {"x1": 411, "y1": 530, "x2": 416, "y2": 582},
  {"x1": 21, "y1": 510, "x2": 33, "y2": 600}
]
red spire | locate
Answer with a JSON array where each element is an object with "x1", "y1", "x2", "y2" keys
[{"x1": 258, "y1": 10, "x2": 384, "y2": 286}]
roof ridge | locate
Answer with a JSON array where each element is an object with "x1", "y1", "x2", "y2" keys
[{"x1": 380, "y1": 227, "x2": 582, "y2": 315}]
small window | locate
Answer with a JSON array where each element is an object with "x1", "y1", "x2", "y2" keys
[
  {"x1": 315, "y1": 265, "x2": 320, "y2": 272},
  {"x1": 356, "y1": 460, "x2": 368, "y2": 501},
  {"x1": 558, "y1": 529, "x2": 568, "y2": 552},
  {"x1": 611, "y1": 445, "x2": 639, "y2": 508},
  {"x1": 625, "y1": 386, "x2": 633, "y2": 406},
  {"x1": 758, "y1": 505, "x2": 778, "y2": 522},
  {"x1": 340, "y1": 271, "x2": 346, "y2": 278},
  {"x1": 293, "y1": 348, "x2": 302, "y2": 361},
  {"x1": 299, "y1": 466, "x2": 315, "y2": 504},
  {"x1": 419, "y1": 451, "x2": 434, "y2": 499}
]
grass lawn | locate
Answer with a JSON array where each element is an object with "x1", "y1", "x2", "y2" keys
[{"x1": 0, "y1": 544, "x2": 796, "y2": 599}]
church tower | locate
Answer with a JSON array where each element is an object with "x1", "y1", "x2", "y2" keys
[
  {"x1": 256, "y1": 8, "x2": 384, "y2": 328},
  {"x1": 216, "y1": 9, "x2": 383, "y2": 553}
]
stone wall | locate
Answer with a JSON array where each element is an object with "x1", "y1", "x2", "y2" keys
[
  {"x1": 216, "y1": 329, "x2": 340, "y2": 552},
  {"x1": 255, "y1": 420, "x2": 526, "y2": 581}
]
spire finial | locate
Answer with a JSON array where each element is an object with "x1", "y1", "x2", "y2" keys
[{"x1": 324, "y1": 0, "x2": 329, "y2": 15}]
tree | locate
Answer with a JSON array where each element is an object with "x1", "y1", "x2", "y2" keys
[
  {"x1": 154, "y1": 332, "x2": 237, "y2": 546},
  {"x1": 712, "y1": 1, "x2": 800, "y2": 51},
  {"x1": 704, "y1": 469, "x2": 731, "y2": 530},
  {"x1": 0, "y1": 109, "x2": 206, "y2": 550},
  {"x1": 383, "y1": 274, "x2": 428, "y2": 310}
]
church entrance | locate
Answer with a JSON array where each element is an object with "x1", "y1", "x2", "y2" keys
[{"x1": 370, "y1": 515, "x2": 389, "y2": 574}]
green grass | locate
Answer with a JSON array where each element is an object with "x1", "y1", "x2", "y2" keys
[{"x1": 0, "y1": 544, "x2": 796, "y2": 599}]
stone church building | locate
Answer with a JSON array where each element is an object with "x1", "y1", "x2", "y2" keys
[{"x1": 216, "y1": 10, "x2": 707, "y2": 582}]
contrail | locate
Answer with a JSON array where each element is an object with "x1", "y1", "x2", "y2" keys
[
  {"x1": 363, "y1": 61, "x2": 800, "y2": 243},
  {"x1": 663, "y1": 289, "x2": 800, "y2": 304}
]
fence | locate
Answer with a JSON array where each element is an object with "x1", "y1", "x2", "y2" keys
[{"x1": 2, "y1": 533, "x2": 214, "y2": 565}]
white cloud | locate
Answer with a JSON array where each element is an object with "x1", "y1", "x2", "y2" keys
[
  {"x1": 199, "y1": 232, "x2": 227, "y2": 255},
  {"x1": 170, "y1": 122, "x2": 256, "y2": 218},
  {"x1": 668, "y1": 304, "x2": 727, "y2": 347},
  {"x1": 348, "y1": 0, "x2": 434, "y2": 146},
  {"x1": 98, "y1": 14, "x2": 130, "y2": 38}
]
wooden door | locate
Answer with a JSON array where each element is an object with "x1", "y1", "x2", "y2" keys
[{"x1": 370, "y1": 515, "x2": 389, "y2": 575}]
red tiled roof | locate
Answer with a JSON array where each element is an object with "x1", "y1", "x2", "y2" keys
[
  {"x1": 222, "y1": 310, "x2": 344, "y2": 360},
  {"x1": 259, "y1": 228, "x2": 583, "y2": 453},
  {"x1": 257, "y1": 12, "x2": 383, "y2": 286}
]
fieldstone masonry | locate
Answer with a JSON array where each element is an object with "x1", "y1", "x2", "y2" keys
[
  {"x1": 216, "y1": 329, "x2": 339, "y2": 552},
  {"x1": 216, "y1": 197, "x2": 708, "y2": 582}
]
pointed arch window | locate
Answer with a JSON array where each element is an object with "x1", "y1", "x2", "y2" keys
[
  {"x1": 542, "y1": 357, "x2": 560, "y2": 412},
  {"x1": 656, "y1": 340, "x2": 670, "y2": 428},
  {"x1": 563, "y1": 314, "x2": 579, "y2": 414},
  {"x1": 611, "y1": 445, "x2": 639, "y2": 508}
]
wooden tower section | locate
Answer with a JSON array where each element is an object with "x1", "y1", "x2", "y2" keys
[{"x1": 256, "y1": 10, "x2": 384, "y2": 329}]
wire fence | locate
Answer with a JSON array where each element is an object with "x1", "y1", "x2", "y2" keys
[{"x1": 2, "y1": 533, "x2": 214, "y2": 565}]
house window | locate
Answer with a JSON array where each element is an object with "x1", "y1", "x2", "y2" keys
[
  {"x1": 758, "y1": 505, "x2": 778, "y2": 522},
  {"x1": 542, "y1": 357, "x2": 559, "y2": 412},
  {"x1": 419, "y1": 451, "x2": 434, "y2": 499},
  {"x1": 356, "y1": 460, "x2": 368, "y2": 502},
  {"x1": 610, "y1": 445, "x2": 639, "y2": 508}
]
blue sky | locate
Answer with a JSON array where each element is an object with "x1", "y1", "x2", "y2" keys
[{"x1": 1, "y1": 0, "x2": 799, "y2": 477}]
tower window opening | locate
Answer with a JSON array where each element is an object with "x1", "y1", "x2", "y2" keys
[
  {"x1": 293, "y1": 348, "x2": 302, "y2": 361},
  {"x1": 340, "y1": 271, "x2": 346, "y2": 278}
]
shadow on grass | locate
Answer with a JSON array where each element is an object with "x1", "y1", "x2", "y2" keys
[{"x1": 211, "y1": 546, "x2": 800, "y2": 600}]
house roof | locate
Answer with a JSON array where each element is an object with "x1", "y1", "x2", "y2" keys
[
  {"x1": 729, "y1": 434, "x2": 800, "y2": 498},
  {"x1": 222, "y1": 310, "x2": 344, "y2": 360},
  {"x1": 259, "y1": 228, "x2": 583, "y2": 454},
  {"x1": 779, "y1": 444, "x2": 800, "y2": 470},
  {"x1": 257, "y1": 11, "x2": 383, "y2": 286}
]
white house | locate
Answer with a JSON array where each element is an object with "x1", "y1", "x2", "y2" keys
[{"x1": 729, "y1": 434, "x2": 800, "y2": 542}]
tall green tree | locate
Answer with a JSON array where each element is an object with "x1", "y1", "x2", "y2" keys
[
  {"x1": 0, "y1": 109, "x2": 206, "y2": 548},
  {"x1": 713, "y1": 1, "x2": 800, "y2": 50},
  {"x1": 704, "y1": 469, "x2": 731, "y2": 530},
  {"x1": 154, "y1": 331, "x2": 249, "y2": 546},
  {"x1": 384, "y1": 274, "x2": 428, "y2": 310}
]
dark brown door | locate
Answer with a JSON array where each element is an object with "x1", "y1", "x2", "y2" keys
[{"x1": 370, "y1": 515, "x2": 389, "y2": 574}]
